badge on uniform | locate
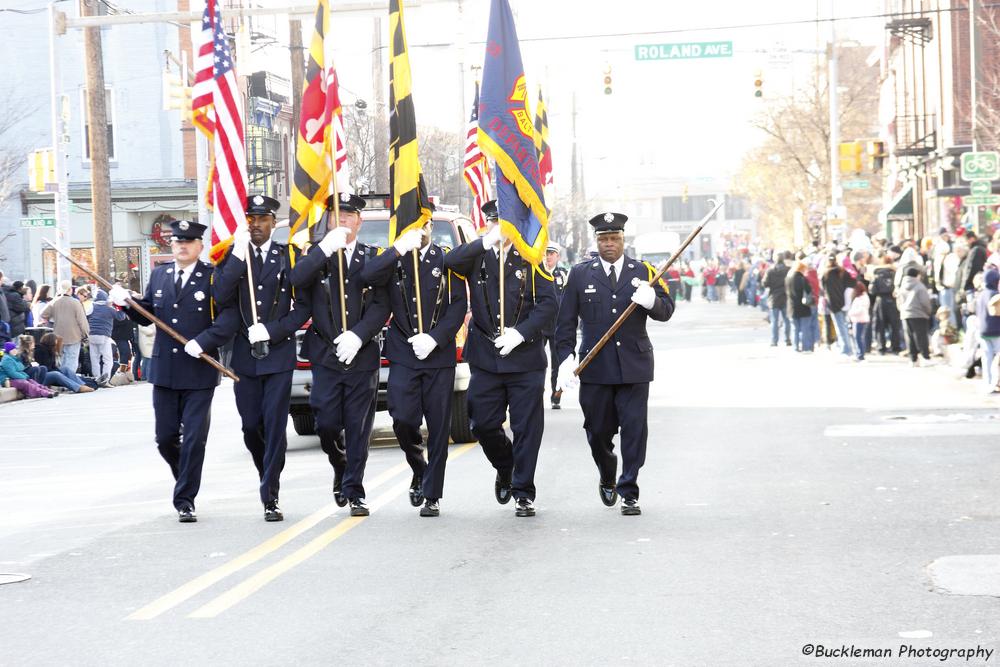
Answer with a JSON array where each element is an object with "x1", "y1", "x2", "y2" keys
[
  {"x1": 432, "y1": 267, "x2": 442, "y2": 278},
  {"x1": 253, "y1": 194, "x2": 265, "y2": 206},
  {"x1": 179, "y1": 220, "x2": 190, "y2": 231},
  {"x1": 631, "y1": 277, "x2": 641, "y2": 287},
  {"x1": 154, "y1": 289, "x2": 163, "y2": 297},
  {"x1": 194, "y1": 290, "x2": 206, "y2": 301},
  {"x1": 514, "y1": 269, "x2": 523, "y2": 280},
  {"x1": 195, "y1": 271, "x2": 203, "y2": 278}
]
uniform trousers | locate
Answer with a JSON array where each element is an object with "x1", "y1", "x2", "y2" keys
[
  {"x1": 152, "y1": 385, "x2": 215, "y2": 510},
  {"x1": 578, "y1": 381, "x2": 650, "y2": 501},
  {"x1": 234, "y1": 369, "x2": 293, "y2": 505},
  {"x1": 467, "y1": 366, "x2": 545, "y2": 501},
  {"x1": 386, "y1": 364, "x2": 455, "y2": 500},
  {"x1": 309, "y1": 364, "x2": 378, "y2": 501}
]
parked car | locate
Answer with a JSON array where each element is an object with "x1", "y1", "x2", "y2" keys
[{"x1": 271, "y1": 198, "x2": 479, "y2": 444}]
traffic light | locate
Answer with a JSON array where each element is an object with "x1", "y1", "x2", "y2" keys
[
  {"x1": 602, "y1": 63, "x2": 613, "y2": 95},
  {"x1": 162, "y1": 68, "x2": 192, "y2": 120},
  {"x1": 838, "y1": 141, "x2": 863, "y2": 175},
  {"x1": 866, "y1": 140, "x2": 886, "y2": 172},
  {"x1": 753, "y1": 69, "x2": 763, "y2": 98},
  {"x1": 681, "y1": 184, "x2": 689, "y2": 203}
]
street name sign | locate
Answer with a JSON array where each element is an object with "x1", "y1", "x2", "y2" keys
[
  {"x1": 961, "y1": 151, "x2": 1000, "y2": 181},
  {"x1": 970, "y1": 179, "x2": 993, "y2": 196},
  {"x1": 635, "y1": 41, "x2": 733, "y2": 61},
  {"x1": 962, "y1": 194, "x2": 1000, "y2": 206},
  {"x1": 842, "y1": 179, "x2": 870, "y2": 190},
  {"x1": 20, "y1": 217, "x2": 55, "y2": 228}
]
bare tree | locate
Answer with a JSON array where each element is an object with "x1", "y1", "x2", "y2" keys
[
  {"x1": 342, "y1": 105, "x2": 378, "y2": 193},
  {"x1": 734, "y1": 45, "x2": 883, "y2": 247},
  {"x1": 0, "y1": 95, "x2": 41, "y2": 263},
  {"x1": 418, "y1": 125, "x2": 464, "y2": 205}
]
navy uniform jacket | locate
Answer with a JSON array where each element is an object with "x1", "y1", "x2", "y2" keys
[
  {"x1": 555, "y1": 255, "x2": 674, "y2": 385},
  {"x1": 126, "y1": 260, "x2": 238, "y2": 390},
  {"x1": 443, "y1": 241, "x2": 557, "y2": 374},
  {"x1": 288, "y1": 242, "x2": 390, "y2": 373},
  {"x1": 361, "y1": 243, "x2": 468, "y2": 370},
  {"x1": 213, "y1": 243, "x2": 312, "y2": 377}
]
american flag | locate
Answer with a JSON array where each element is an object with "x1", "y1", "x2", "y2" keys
[
  {"x1": 463, "y1": 82, "x2": 492, "y2": 231},
  {"x1": 191, "y1": 0, "x2": 247, "y2": 262}
]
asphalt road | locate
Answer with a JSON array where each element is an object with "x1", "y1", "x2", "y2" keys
[{"x1": 2, "y1": 301, "x2": 999, "y2": 665}]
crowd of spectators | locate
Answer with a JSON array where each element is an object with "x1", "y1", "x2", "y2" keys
[
  {"x1": 0, "y1": 272, "x2": 154, "y2": 400},
  {"x1": 682, "y1": 226, "x2": 998, "y2": 392}
]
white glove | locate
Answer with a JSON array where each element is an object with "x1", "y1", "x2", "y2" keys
[
  {"x1": 555, "y1": 354, "x2": 579, "y2": 392},
  {"x1": 184, "y1": 339, "x2": 203, "y2": 358},
  {"x1": 231, "y1": 227, "x2": 251, "y2": 261},
  {"x1": 408, "y1": 333, "x2": 438, "y2": 360},
  {"x1": 109, "y1": 285, "x2": 132, "y2": 307},
  {"x1": 493, "y1": 327, "x2": 524, "y2": 356},
  {"x1": 247, "y1": 322, "x2": 270, "y2": 344},
  {"x1": 334, "y1": 330, "x2": 363, "y2": 365},
  {"x1": 393, "y1": 229, "x2": 423, "y2": 255},
  {"x1": 631, "y1": 281, "x2": 656, "y2": 310},
  {"x1": 319, "y1": 226, "x2": 350, "y2": 257},
  {"x1": 481, "y1": 224, "x2": 502, "y2": 250}
]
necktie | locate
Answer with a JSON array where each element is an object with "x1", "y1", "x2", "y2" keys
[
  {"x1": 253, "y1": 246, "x2": 264, "y2": 276},
  {"x1": 175, "y1": 268, "x2": 184, "y2": 293},
  {"x1": 609, "y1": 265, "x2": 618, "y2": 290}
]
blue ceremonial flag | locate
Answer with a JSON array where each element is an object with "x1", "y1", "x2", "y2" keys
[{"x1": 478, "y1": 0, "x2": 548, "y2": 266}]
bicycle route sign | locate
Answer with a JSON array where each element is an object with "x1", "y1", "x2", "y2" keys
[{"x1": 961, "y1": 151, "x2": 1000, "y2": 181}]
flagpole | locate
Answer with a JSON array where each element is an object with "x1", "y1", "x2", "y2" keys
[
  {"x1": 412, "y1": 247, "x2": 423, "y2": 333},
  {"x1": 244, "y1": 237, "x2": 269, "y2": 359},
  {"x1": 498, "y1": 236, "x2": 505, "y2": 336},
  {"x1": 329, "y1": 149, "x2": 348, "y2": 333}
]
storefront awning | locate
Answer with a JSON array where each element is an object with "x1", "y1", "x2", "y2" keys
[{"x1": 885, "y1": 185, "x2": 913, "y2": 218}]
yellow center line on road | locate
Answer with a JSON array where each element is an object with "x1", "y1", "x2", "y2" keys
[
  {"x1": 125, "y1": 461, "x2": 411, "y2": 621},
  {"x1": 187, "y1": 443, "x2": 476, "y2": 618}
]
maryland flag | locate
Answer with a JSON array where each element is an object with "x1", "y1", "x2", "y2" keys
[
  {"x1": 289, "y1": 0, "x2": 350, "y2": 240},
  {"x1": 533, "y1": 86, "x2": 553, "y2": 190},
  {"x1": 478, "y1": 0, "x2": 548, "y2": 265},
  {"x1": 388, "y1": 0, "x2": 432, "y2": 243}
]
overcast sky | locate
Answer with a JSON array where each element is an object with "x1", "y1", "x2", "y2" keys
[{"x1": 245, "y1": 0, "x2": 885, "y2": 203}]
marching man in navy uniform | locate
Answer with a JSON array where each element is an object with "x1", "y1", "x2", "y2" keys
[
  {"x1": 543, "y1": 243, "x2": 569, "y2": 409},
  {"x1": 214, "y1": 194, "x2": 311, "y2": 522},
  {"x1": 554, "y1": 212, "x2": 674, "y2": 516},
  {"x1": 289, "y1": 192, "x2": 390, "y2": 517},
  {"x1": 443, "y1": 200, "x2": 557, "y2": 517},
  {"x1": 109, "y1": 220, "x2": 237, "y2": 523},
  {"x1": 361, "y1": 219, "x2": 467, "y2": 517}
]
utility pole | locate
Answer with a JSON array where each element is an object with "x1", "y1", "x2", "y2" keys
[
  {"x1": 289, "y1": 16, "x2": 304, "y2": 153},
  {"x1": 81, "y1": 0, "x2": 113, "y2": 278},
  {"x1": 372, "y1": 16, "x2": 388, "y2": 193},
  {"x1": 970, "y1": 0, "x2": 983, "y2": 234}
]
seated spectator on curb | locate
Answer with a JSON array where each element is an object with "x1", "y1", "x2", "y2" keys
[
  {"x1": 36, "y1": 333, "x2": 91, "y2": 389},
  {"x1": 15, "y1": 335, "x2": 93, "y2": 394},
  {"x1": 0, "y1": 341, "x2": 55, "y2": 398}
]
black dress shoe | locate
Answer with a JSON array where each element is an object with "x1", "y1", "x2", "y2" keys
[
  {"x1": 178, "y1": 507, "x2": 197, "y2": 523},
  {"x1": 333, "y1": 470, "x2": 347, "y2": 507},
  {"x1": 550, "y1": 392, "x2": 561, "y2": 409},
  {"x1": 494, "y1": 469, "x2": 513, "y2": 505},
  {"x1": 599, "y1": 482, "x2": 618, "y2": 507},
  {"x1": 514, "y1": 498, "x2": 535, "y2": 517},
  {"x1": 264, "y1": 501, "x2": 283, "y2": 522},
  {"x1": 419, "y1": 499, "x2": 440, "y2": 517},
  {"x1": 621, "y1": 499, "x2": 641, "y2": 516},
  {"x1": 349, "y1": 499, "x2": 370, "y2": 517},
  {"x1": 409, "y1": 475, "x2": 424, "y2": 507}
]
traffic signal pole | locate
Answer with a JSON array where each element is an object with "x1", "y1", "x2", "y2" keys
[
  {"x1": 827, "y1": 2, "x2": 840, "y2": 244},
  {"x1": 48, "y1": 3, "x2": 71, "y2": 285}
]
